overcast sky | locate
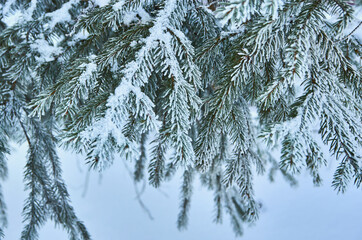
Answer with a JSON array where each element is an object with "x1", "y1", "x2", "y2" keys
[{"x1": 3, "y1": 143, "x2": 362, "y2": 240}]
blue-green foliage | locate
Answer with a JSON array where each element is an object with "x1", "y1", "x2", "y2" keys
[{"x1": 0, "y1": 0, "x2": 361, "y2": 238}]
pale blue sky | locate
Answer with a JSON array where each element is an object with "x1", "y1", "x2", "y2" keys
[{"x1": 3, "y1": 144, "x2": 362, "y2": 240}]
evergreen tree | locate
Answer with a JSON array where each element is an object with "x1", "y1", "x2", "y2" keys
[{"x1": 0, "y1": 0, "x2": 361, "y2": 238}]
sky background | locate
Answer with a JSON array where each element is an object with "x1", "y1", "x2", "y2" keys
[{"x1": 3, "y1": 143, "x2": 362, "y2": 240}]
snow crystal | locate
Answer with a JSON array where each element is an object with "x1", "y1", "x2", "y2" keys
[
  {"x1": 1, "y1": 0, "x2": 16, "y2": 16},
  {"x1": 123, "y1": 11, "x2": 138, "y2": 25},
  {"x1": 78, "y1": 56, "x2": 98, "y2": 86},
  {"x1": 30, "y1": 35, "x2": 63, "y2": 62},
  {"x1": 126, "y1": 7, "x2": 152, "y2": 25},
  {"x1": 94, "y1": 0, "x2": 111, "y2": 7},
  {"x1": 46, "y1": 0, "x2": 77, "y2": 29},
  {"x1": 69, "y1": 30, "x2": 90, "y2": 46},
  {"x1": 130, "y1": 41, "x2": 137, "y2": 47},
  {"x1": 27, "y1": 0, "x2": 38, "y2": 18},
  {"x1": 112, "y1": 1, "x2": 125, "y2": 11},
  {"x1": 2, "y1": 0, "x2": 37, "y2": 27},
  {"x1": 114, "y1": 4, "x2": 151, "y2": 26},
  {"x1": 137, "y1": 7, "x2": 151, "y2": 23},
  {"x1": 2, "y1": 10, "x2": 23, "y2": 27}
]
